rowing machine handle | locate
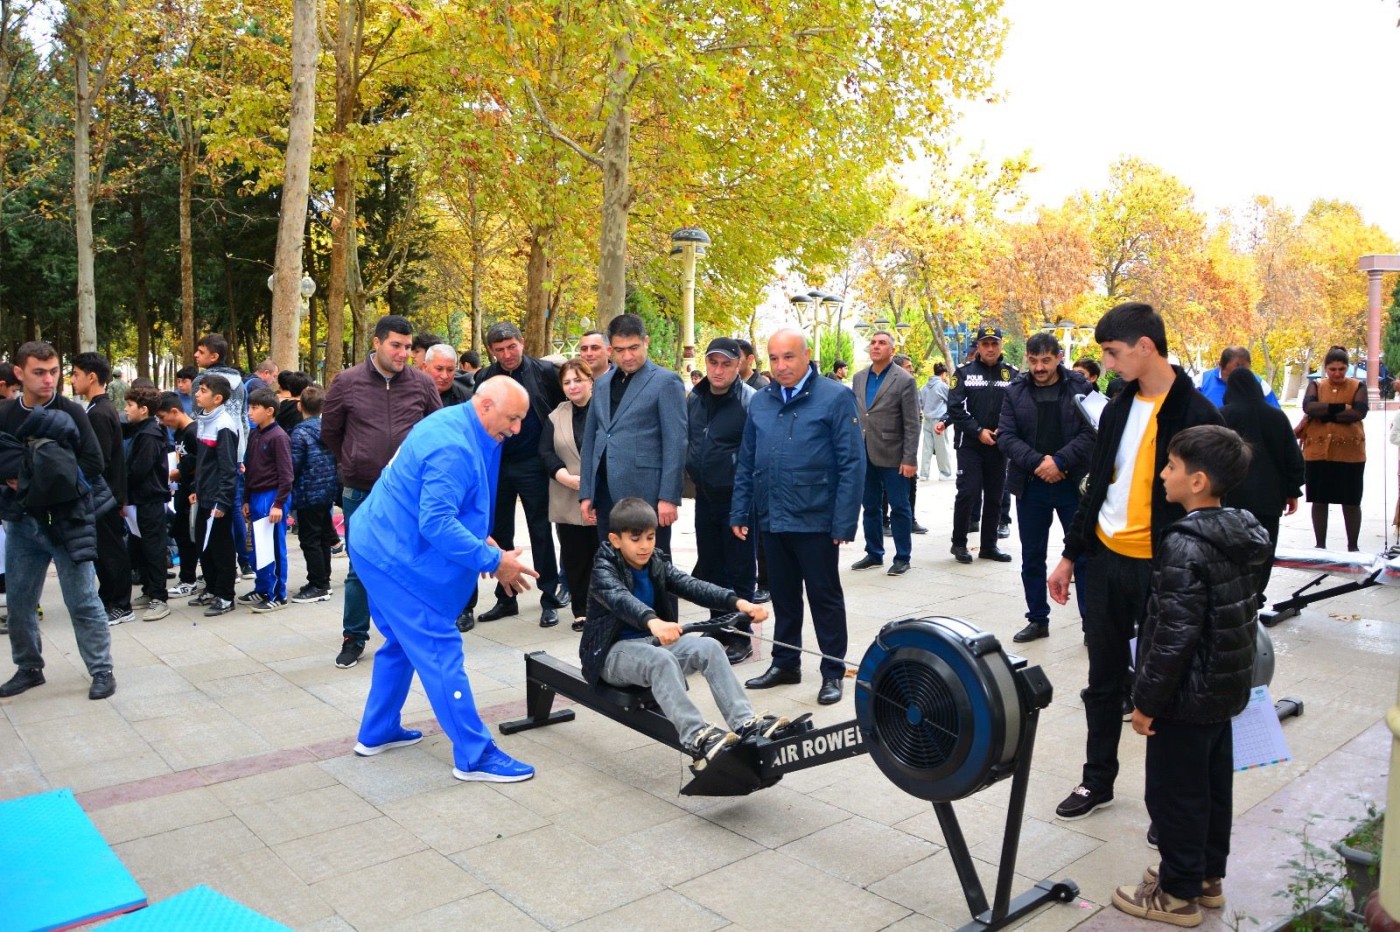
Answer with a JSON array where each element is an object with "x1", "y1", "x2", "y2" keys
[{"x1": 647, "y1": 618, "x2": 735, "y2": 646}]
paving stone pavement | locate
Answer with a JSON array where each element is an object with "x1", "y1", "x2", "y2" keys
[{"x1": 2, "y1": 421, "x2": 1396, "y2": 930}]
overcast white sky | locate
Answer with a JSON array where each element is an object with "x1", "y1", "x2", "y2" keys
[{"x1": 932, "y1": 0, "x2": 1400, "y2": 236}]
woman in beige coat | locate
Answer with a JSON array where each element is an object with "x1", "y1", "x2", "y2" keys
[{"x1": 539, "y1": 358, "x2": 598, "y2": 631}]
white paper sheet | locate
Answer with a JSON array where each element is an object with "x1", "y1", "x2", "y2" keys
[
  {"x1": 202, "y1": 514, "x2": 216, "y2": 552},
  {"x1": 122, "y1": 505, "x2": 141, "y2": 538},
  {"x1": 251, "y1": 517, "x2": 275, "y2": 570},
  {"x1": 1232, "y1": 685, "x2": 1293, "y2": 771}
]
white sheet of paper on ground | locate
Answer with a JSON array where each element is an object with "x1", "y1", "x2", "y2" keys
[
  {"x1": 122, "y1": 505, "x2": 141, "y2": 537},
  {"x1": 1232, "y1": 685, "x2": 1292, "y2": 771},
  {"x1": 251, "y1": 517, "x2": 275, "y2": 570}
]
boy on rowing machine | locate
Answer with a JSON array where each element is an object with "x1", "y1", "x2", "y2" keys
[{"x1": 579, "y1": 497, "x2": 788, "y2": 768}]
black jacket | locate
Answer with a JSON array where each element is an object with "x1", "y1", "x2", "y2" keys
[
  {"x1": 1064, "y1": 367, "x2": 1222, "y2": 561},
  {"x1": 126, "y1": 416, "x2": 171, "y2": 505},
  {"x1": 477, "y1": 355, "x2": 564, "y2": 462},
  {"x1": 1220, "y1": 372, "x2": 1305, "y2": 520},
  {"x1": 86, "y1": 394, "x2": 127, "y2": 507},
  {"x1": 946, "y1": 355, "x2": 1018, "y2": 446},
  {"x1": 685, "y1": 378, "x2": 754, "y2": 499},
  {"x1": 4, "y1": 405, "x2": 115, "y2": 562},
  {"x1": 1134, "y1": 508, "x2": 1269, "y2": 724},
  {"x1": 996, "y1": 366, "x2": 1095, "y2": 496},
  {"x1": 578, "y1": 542, "x2": 740, "y2": 685},
  {"x1": 440, "y1": 380, "x2": 472, "y2": 407}
]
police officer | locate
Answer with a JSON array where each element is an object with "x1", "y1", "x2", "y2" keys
[{"x1": 941, "y1": 326, "x2": 1018, "y2": 564}]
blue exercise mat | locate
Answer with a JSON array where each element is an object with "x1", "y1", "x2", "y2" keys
[
  {"x1": 104, "y1": 886, "x2": 289, "y2": 931},
  {"x1": 0, "y1": 787, "x2": 147, "y2": 931}
]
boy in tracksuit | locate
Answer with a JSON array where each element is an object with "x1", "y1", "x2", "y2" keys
[
  {"x1": 190, "y1": 374, "x2": 239, "y2": 616},
  {"x1": 156, "y1": 392, "x2": 201, "y2": 597},
  {"x1": 123, "y1": 387, "x2": 172, "y2": 622},
  {"x1": 241, "y1": 389, "x2": 294, "y2": 611},
  {"x1": 289, "y1": 384, "x2": 339, "y2": 603}
]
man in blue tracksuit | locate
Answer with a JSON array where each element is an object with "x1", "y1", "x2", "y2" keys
[{"x1": 349, "y1": 378, "x2": 539, "y2": 783}]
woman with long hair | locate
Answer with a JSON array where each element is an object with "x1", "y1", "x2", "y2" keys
[
  {"x1": 1298, "y1": 346, "x2": 1369, "y2": 551},
  {"x1": 540, "y1": 358, "x2": 598, "y2": 631}
]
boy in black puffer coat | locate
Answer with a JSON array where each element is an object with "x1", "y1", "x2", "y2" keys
[{"x1": 1112, "y1": 426, "x2": 1269, "y2": 927}]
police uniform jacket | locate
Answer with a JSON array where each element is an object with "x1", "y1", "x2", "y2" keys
[{"x1": 945, "y1": 356, "x2": 1018, "y2": 447}]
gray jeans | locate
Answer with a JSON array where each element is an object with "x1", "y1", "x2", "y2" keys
[
  {"x1": 602, "y1": 636, "x2": 753, "y2": 745},
  {"x1": 920, "y1": 422, "x2": 952, "y2": 479},
  {"x1": 4, "y1": 516, "x2": 113, "y2": 676}
]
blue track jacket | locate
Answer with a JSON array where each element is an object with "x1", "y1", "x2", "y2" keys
[{"x1": 348, "y1": 403, "x2": 502, "y2": 617}]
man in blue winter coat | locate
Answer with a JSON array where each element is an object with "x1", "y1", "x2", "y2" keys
[
  {"x1": 730, "y1": 328, "x2": 865, "y2": 706},
  {"x1": 349, "y1": 377, "x2": 540, "y2": 783}
]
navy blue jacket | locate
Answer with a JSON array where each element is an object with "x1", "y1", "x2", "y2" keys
[
  {"x1": 730, "y1": 363, "x2": 865, "y2": 541},
  {"x1": 290, "y1": 416, "x2": 340, "y2": 508},
  {"x1": 996, "y1": 366, "x2": 1095, "y2": 497}
]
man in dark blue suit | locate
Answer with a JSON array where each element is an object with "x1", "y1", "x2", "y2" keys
[{"x1": 579, "y1": 314, "x2": 688, "y2": 554}]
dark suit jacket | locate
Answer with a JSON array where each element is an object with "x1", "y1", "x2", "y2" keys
[
  {"x1": 579, "y1": 359, "x2": 687, "y2": 506},
  {"x1": 851, "y1": 363, "x2": 919, "y2": 469}
]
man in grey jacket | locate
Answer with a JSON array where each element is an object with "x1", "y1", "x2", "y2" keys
[
  {"x1": 850, "y1": 331, "x2": 920, "y2": 576},
  {"x1": 920, "y1": 362, "x2": 953, "y2": 480}
]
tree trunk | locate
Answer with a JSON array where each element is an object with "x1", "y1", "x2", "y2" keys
[
  {"x1": 268, "y1": 0, "x2": 320, "y2": 373},
  {"x1": 524, "y1": 225, "x2": 551, "y2": 357},
  {"x1": 74, "y1": 42, "x2": 97, "y2": 351},
  {"x1": 131, "y1": 195, "x2": 150, "y2": 378},
  {"x1": 178, "y1": 147, "x2": 195, "y2": 365},
  {"x1": 595, "y1": 32, "x2": 631, "y2": 327}
]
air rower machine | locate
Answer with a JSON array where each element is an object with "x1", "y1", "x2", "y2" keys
[
  {"x1": 1262, "y1": 546, "x2": 1400, "y2": 626},
  {"x1": 501, "y1": 616, "x2": 1081, "y2": 932}
]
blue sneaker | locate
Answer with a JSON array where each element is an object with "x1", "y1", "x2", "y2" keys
[
  {"x1": 353, "y1": 730, "x2": 424, "y2": 757},
  {"x1": 452, "y1": 743, "x2": 535, "y2": 783}
]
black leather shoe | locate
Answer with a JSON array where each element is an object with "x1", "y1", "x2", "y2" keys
[
  {"x1": 745, "y1": 666, "x2": 801, "y2": 689},
  {"x1": 950, "y1": 546, "x2": 973, "y2": 564},
  {"x1": 479, "y1": 599, "x2": 519, "y2": 622},
  {"x1": 542, "y1": 587, "x2": 570, "y2": 610},
  {"x1": 979, "y1": 549, "x2": 1013, "y2": 562},
  {"x1": 817, "y1": 677, "x2": 843, "y2": 704},
  {"x1": 88, "y1": 671, "x2": 116, "y2": 700},
  {"x1": 969, "y1": 520, "x2": 981, "y2": 534},
  {"x1": 752, "y1": 588, "x2": 770, "y2": 604},
  {"x1": 887, "y1": 560, "x2": 910, "y2": 576},
  {"x1": 456, "y1": 611, "x2": 476, "y2": 633},
  {"x1": 911, "y1": 522, "x2": 929, "y2": 535},
  {"x1": 539, "y1": 607, "x2": 559, "y2": 628},
  {"x1": 1012, "y1": 622, "x2": 1048, "y2": 643},
  {"x1": 850, "y1": 555, "x2": 883, "y2": 571},
  {"x1": 725, "y1": 641, "x2": 753, "y2": 665},
  {"x1": 0, "y1": 667, "x2": 45, "y2": 697}
]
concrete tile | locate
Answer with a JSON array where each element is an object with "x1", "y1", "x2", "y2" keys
[
  {"x1": 806, "y1": 761, "x2": 931, "y2": 825},
  {"x1": 189, "y1": 846, "x2": 337, "y2": 927},
  {"x1": 241, "y1": 702, "x2": 359, "y2": 749},
  {"x1": 234, "y1": 783, "x2": 380, "y2": 846},
  {"x1": 697, "y1": 784, "x2": 850, "y2": 847},
  {"x1": 546, "y1": 783, "x2": 689, "y2": 845},
  {"x1": 966, "y1": 816, "x2": 1102, "y2": 879},
  {"x1": 208, "y1": 760, "x2": 339, "y2": 808},
  {"x1": 566, "y1": 889, "x2": 727, "y2": 932},
  {"x1": 452, "y1": 825, "x2": 661, "y2": 927},
  {"x1": 273, "y1": 815, "x2": 428, "y2": 884},
  {"x1": 0, "y1": 764, "x2": 48, "y2": 798},
  {"x1": 381, "y1": 890, "x2": 544, "y2": 931},
  {"x1": 114, "y1": 815, "x2": 265, "y2": 876},
  {"x1": 380, "y1": 782, "x2": 550, "y2": 855},
  {"x1": 676, "y1": 849, "x2": 910, "y2": 930},
  {"x1": 489, "y1": 760, "x2": 626, "y2": 818},
  {"x1": 177, "y1": 657, "x2": 273, "y2": 683},
  {"x1": 778, "y1": 815, "x2": 941, "y2": 887},
  {"x1": 311, "y1": 849, "x2": 485, "y2": 927},
  {"x1": 132, "y1": 706, "x2": 273, "y2": 770},
  {"x1": 14, "y1": 710, "x2": 149, "y2": 769},
  {"x1": 869, "y1": 848, "x2": 1047, "y2": 927},
  {"x1": 599, "y1": 814, "x2": 764, "y2": 887},
  {"x1": 89, "y1": 786, "x2": 231, "y2": 844},
  {"x1": 109, "y1": 688, "x2": 221, "y2": 724},
  {"x1": 317, "y1": 746, "x2": 461, "y2": 806},
  {"x1": 45, "y1": 749, "x2": 174, "y2": 793}
]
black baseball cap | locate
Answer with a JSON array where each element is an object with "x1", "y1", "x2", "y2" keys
[
  {"x1": 975, "y1": 326, "x2": 1003, "y2": 342},
  {"x1": 704, "y1": 337, "x2": 742, "y2": 360}
]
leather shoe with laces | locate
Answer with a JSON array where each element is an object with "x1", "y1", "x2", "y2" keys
[
  {"x1": 479, "y1": 598, "x2": 518, "y2": 622},
  {"x1": 817, "y1": 677, "x2": 843, "y2": 704},
  {"x1": 979, "y1": 549, "x2": 1013, "y2": 562},
  {"x1": 88, "y1": 671, "x2": 116, "y2": 700},
  {"x1": 0, "y1": 667, "x2": 45, "y2": 697},
  {"x1": 745, "y1": 666, "x2": 801, "y2": 689},
  {"x1": 950, "y1": 546, "x2": 973, "y2": 564},
  {"x1": 850, "y1": 555, "x2": 882, "y2": 571},
  {"x1": 1012, "y1": 622, "x2": 1048, "y2": 643}
]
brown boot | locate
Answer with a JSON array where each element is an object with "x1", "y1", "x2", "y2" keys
[
  {"x1": 1144, "y1": 865, "x2": 1224, "y2": 908},
  {"x1": 1112, "y1": 877, "x2": 1202, "y2": 927}
]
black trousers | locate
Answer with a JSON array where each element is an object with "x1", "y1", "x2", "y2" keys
[
  {"x1": 555, "y1": 523, "x2": 598, "y2": 619},
  {"x1": 1255, "y1": 511, "x2": 1280, "y2": 598},
  {"x1": 129, "y1": 501, "x2": 169, "y2": 602},
  {"x1": 1082, "y1": 545, "x2": 1152, "y2": 793},
  {"x1": 198, "y1": 508, "x2": 236, "y2": 600},
  {"x1": 693, "y1": 492, "x2": 756, "y2": 644},
  {"x1": 762, "y1": 531, "x2": 847, "y2": 680},
  {"x1": 493, "y1": 454, "x2": 560, "y2": 601},
  {"x1": 171, "y1": 497, "x2": 200, "y2": 584},
  {"x1": 1146, "y1": 718, "x2": 1233, "y2": 899},
  {"x1": 297, "y1": 504, "x2": 336, "y2": 591},
  {"x1": 952, "y1": 441, "x2": 1007, "y2": 550},
  {"x1": 94, "y1": 508, "x2": 132, "y2": 612}
]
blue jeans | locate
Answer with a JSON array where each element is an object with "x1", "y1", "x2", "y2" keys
[
  {"x1": 248, "y1": 489, "x2": 289, "y2": 601},
  {"x1": 862, "y1": 460, "x2": 912, "y2": 562},
  {"x1": 4, "y1": 516, "x2": 112, "y2": 675},
  {"x1": 341, "y1": 486, "x2": 372, "y2": 645},
  {"x1": 1015, "y1": 477, "x2": 1086, "y2": 625}
]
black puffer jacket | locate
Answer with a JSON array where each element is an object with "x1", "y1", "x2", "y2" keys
[
  {"x1": 579, "y1": 542, "x2": 740, "y2": 685},
  {"x1": 1133, "y1": 508, "x2": 1270, "y2": 724}
]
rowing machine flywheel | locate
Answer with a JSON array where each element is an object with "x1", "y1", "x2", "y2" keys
[{"x1": 855, "y1": 616, "x2": 1050, "y2": 802}]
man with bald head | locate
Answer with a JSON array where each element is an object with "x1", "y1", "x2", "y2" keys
[
  {"x1": 731, "y1": 328, "x2": 864, "y2": 705},
  {"x1": 349, "y1": 377, "x2": 540, "y2": 783}
]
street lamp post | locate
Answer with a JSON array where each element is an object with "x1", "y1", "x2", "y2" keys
[
  {"x1": 789, "y1": 293, "x2": 815, "y2": 363},
  {"x1": 671, "y1": 227, "x2": 711, "y2": 373}
]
